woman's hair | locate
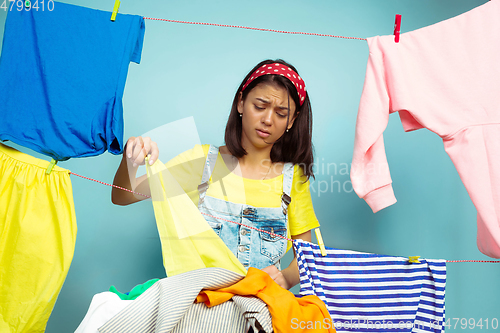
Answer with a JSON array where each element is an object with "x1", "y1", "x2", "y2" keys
[{"x1": 224, "y1": 59, "x2": 315, "y2": 180}]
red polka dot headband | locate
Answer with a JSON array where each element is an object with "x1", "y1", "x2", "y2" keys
[{"x1": 242, "y1": 63, "x2": 307, "y2": 106}]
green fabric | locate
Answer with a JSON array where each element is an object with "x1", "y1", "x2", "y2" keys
[{"x1": 109, "y1": 278, "x2": 160, "y2": 301}]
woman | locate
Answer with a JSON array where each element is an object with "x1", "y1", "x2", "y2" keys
[{"x1": 112, "y1": 59, "x2": 320, "y2": 290}]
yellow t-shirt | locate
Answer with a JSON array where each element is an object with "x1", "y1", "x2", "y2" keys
[{"x1": 164, "y1": 144, "x2": 320, "y2": 248}]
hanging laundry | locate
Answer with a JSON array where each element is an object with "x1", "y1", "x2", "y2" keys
[
  {"x1": 145, "y1": 156, "x2": 248, "y2": 277},
  {"x1": 350, "y1": 0, "x2": 500, "y2": 258},
  {"x1": 294, "y1": 240, "x2": 446, "y2": 333},
  {"x1": 98, "y1": 267, "x2": 270, "y2": 333},
  {"x1": 0, "y1": 2, "x2": 145, "y2": 161},
  {"x1": 0, "y1": 143, "x2": 77, "y2": 333}
]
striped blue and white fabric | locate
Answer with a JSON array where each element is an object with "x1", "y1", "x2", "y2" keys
[
  {"x1": 98, "y1": 267, "x2": 272, "y2": 333},
  {"x1": 294, "y1": 240, "x2": 446, "y2": 333}
]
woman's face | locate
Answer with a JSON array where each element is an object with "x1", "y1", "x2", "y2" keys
[{"x1": 237, "y1": 83, "x2": 297, "y2": 150}]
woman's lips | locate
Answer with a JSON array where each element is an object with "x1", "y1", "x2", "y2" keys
[{"x1": 256, "y1": 129, "x2": 270, "y2": 138}]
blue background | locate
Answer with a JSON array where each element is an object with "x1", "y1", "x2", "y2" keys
[{"x1": 1, "y1": 0, "x2": 498, "y2": 332}]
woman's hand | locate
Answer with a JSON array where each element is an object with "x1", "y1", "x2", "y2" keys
[
  {"x1": 112, "y1": 136, "x2": 157, "y2": 205},
  {"x1": 262, "y1": 231, "x2": 312, "y2": 290},
  {"x1": 125, "y1": 136, "x2": 159, "y2": 167},
  {"x1": 262, "y1": 265, "x2": 290, "y2": 290}
]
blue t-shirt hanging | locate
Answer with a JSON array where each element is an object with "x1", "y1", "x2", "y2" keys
[{"x1": 0, "y1": 2, "x2": 145, "y2": 161}]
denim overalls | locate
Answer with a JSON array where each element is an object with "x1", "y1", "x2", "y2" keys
[{"x1": 197, "y1": 145, "x2": 294, "y2": 270}]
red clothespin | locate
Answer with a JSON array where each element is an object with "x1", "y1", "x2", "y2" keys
[{"x1": 394, "y1": 14, "x2": 402, "y2": 43}]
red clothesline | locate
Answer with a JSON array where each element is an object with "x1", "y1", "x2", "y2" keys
[
  {"x1": 69, "y1": 171, "x2": 500, "y2": 263},
  {"x1": 142, "y1": 16, "x2": 367, "y2": 41},
  {"x1": 70, "y1": 171, "x2": 150, "y2": 198}
]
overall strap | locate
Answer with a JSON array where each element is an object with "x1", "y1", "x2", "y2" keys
[
  {"x1": 198, "y1": 145, "x2": 219, "y2": 204},
  {"x1": 281, "y1": 163, "x2": 294, "y2": 215}
]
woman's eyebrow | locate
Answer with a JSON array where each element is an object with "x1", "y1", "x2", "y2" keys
[{"x1": 255, "y1": 98, "x2": 289, "y2": 111}]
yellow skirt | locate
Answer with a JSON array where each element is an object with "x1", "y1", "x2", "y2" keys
[{"x1": 0, "y1": 143, "x2": 77, "y2": 333}]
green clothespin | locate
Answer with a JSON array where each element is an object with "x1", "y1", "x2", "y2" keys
[
  {"x1": 46, "y1": 159, "x2": 57, "y2": 175},
  {"x1": 110, "y1": 0, "x2": 120, "y2": 21},
  {"x1": 408, "y1": 256, "x2": 421, "y2": 264}
]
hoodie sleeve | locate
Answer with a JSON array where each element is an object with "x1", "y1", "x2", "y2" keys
[{"x1": 350, "y1": 37, "x2": 397, "y2": 213}]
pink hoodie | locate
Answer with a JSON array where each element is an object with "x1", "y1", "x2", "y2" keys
[{"x1": 351, "y1": 0, "x2": 500, "y2": 258}]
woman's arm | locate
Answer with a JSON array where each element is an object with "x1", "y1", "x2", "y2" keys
[
  {"x1": 261, "y1": 230, "x2": 312, "y2": 290},
  {"x1": 111, "y1": 136, "x2": 159, "y2": 205}
]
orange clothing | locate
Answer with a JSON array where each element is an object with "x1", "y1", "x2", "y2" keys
[{"x1": 196, "y1": 267, "x2": 336, "y2": 333}]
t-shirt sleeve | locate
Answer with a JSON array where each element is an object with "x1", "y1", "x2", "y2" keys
[
  {"x1": 130, "y1": 17, "x2": 146, "y2": 64},
  {"x1": 288, "y1": 164, "x2": 320, "y2": 236}
]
